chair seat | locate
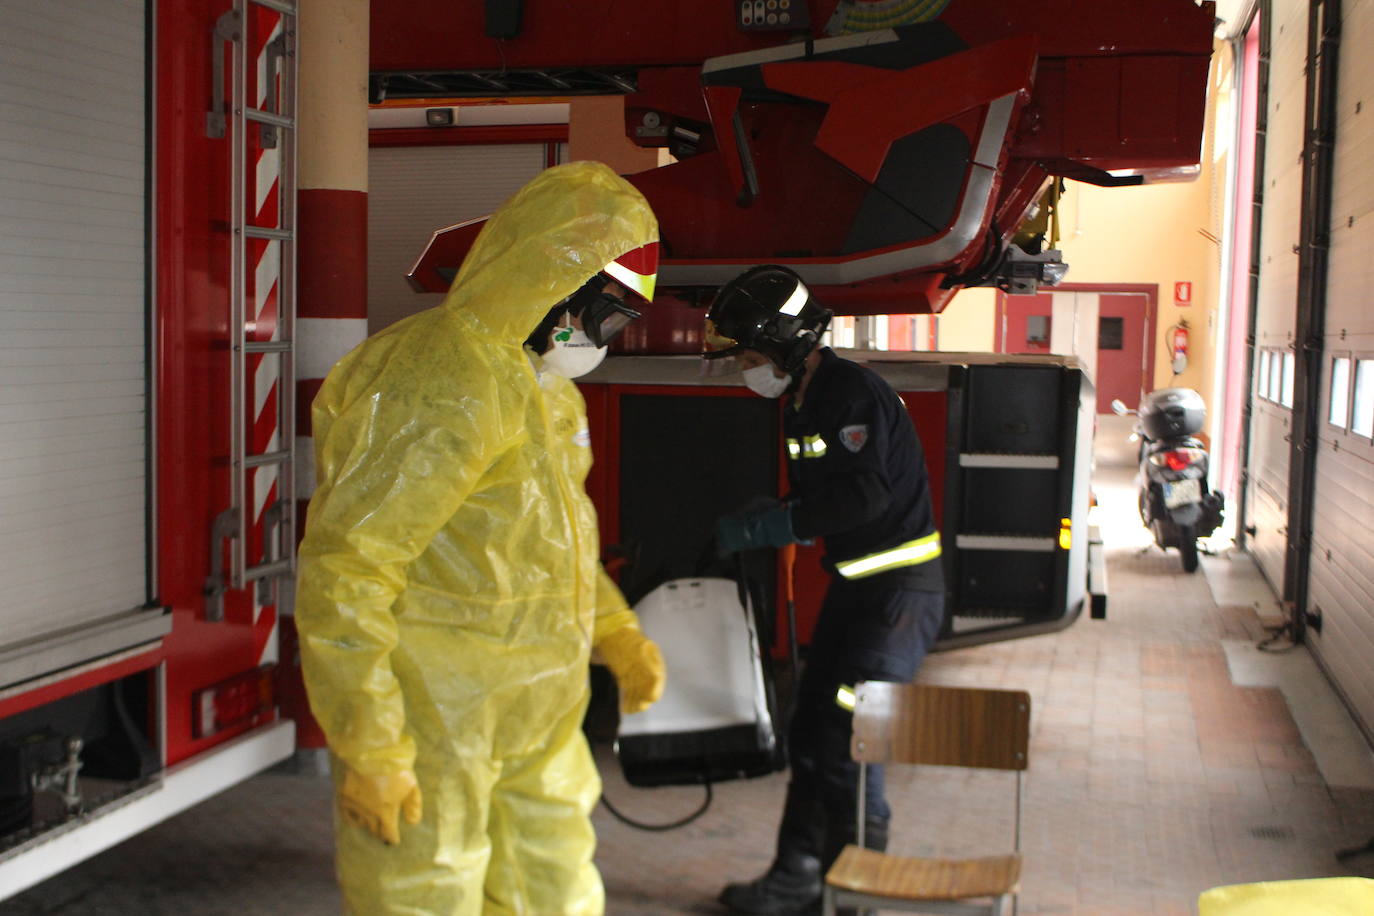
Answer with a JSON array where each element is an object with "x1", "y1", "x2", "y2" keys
[{"x1": 826, "y1": 846, "x2": 1022, "y2": 902}]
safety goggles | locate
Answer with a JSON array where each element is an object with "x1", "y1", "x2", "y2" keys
[{"x1": 575, "y1": 287, "x2": 643, "y2": 348}]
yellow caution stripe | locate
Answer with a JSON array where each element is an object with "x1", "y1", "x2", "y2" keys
[{"x1": 834, "y1": 532, "x2": 942, "y2": 580}]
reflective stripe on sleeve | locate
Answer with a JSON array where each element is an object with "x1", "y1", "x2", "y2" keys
[
  {"x1": 787, "y1": 435, "x2": 828, "y2": 459},
  {"x1": 835, "y1": 684, "x2": 856, "y2": 711},
  {"x1": 834, "y1": 531, "x2": 942, "y2": 580}
]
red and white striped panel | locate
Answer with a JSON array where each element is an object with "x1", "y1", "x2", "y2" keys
[{"x1": 246, "y1": 6, "x2": 285, "y2": 667}]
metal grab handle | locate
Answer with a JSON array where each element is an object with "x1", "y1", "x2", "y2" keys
[
  {"x1": 207, "y1": 9, "x2": 242, "y2": 138},
  {"x1": 257, "y1": 500, "x2": 285, "y2": 605},
  {"x1": 258, "y1": 32, "x2": 288, "y2": 148},
  {"x1": 204, "y1": 508, "x2": 240, "y2": 621}
]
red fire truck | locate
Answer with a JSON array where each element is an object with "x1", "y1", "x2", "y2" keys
[
  {"x1": 0, "y1": 0, "x2": 298, "y2": 896},
  {"x1": 0, "y1": 0, "x2": 1212, "y2": 896}
]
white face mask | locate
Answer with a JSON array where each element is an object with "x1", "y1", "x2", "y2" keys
[
  {"x1": 541, "y1": 323, "x2": 607, "y2": 378},
  {"x1": 742, "y1": 363, "x2": 792, "y2": 399}
]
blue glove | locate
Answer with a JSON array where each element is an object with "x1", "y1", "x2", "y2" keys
[{"x1": 716, "y1": 503, "x2": 796, "y2": 556}]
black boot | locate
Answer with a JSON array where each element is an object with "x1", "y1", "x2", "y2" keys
[
  {"x1": 720, "y1": 786, "x2": 825, "y2": 915},
  {"x1": 718, "y1": 855, "x2": 822, "y2": 915}
]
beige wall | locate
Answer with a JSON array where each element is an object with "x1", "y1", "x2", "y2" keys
[
  {"x1": 568, "y1": 96, "x2": 670, "y2": 174},
  {"x1": 934, "y1": 287, "x2": 998, "y2": 352},
  {"x1": 1055, "y1": 102, "x2": 1227, "y2": 400}
]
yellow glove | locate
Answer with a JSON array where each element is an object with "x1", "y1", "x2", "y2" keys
[
  {"x1": 597, "y1": 626, "x2": 666, "y2": 714},
  {"x1": 339, "y1": 766, "x2": 423, "y2": 845}
]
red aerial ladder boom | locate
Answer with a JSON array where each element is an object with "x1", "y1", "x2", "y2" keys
[{"x1": 386, "y1": 0, "x2": 1216, "y2": 321}]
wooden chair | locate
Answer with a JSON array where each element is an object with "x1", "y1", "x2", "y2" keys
[{"x1": 822, "y1": 682, "x2": 1032, "y2": 916}]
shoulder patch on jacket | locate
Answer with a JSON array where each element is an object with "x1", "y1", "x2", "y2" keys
[{"x1": 840, "y1": 424, "x2": 869, "y2": 453}]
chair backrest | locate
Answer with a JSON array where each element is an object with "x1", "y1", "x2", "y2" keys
[{"x1": 850, "y1": 682, "x2": 1030, "y2": 771}]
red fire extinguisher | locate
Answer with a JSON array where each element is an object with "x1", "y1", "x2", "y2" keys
[{"x1": 1169, "y1": 321, "x2": 1190, "y2": 375}]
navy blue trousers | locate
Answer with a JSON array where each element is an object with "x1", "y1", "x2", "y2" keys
[{"x1": 778, "y1": 576, "x2": 944, "y2": 867}]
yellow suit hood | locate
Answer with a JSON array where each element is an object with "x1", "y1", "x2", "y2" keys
[{"x1": 443, "y1": 159, "x2": 658, "y2": 342}]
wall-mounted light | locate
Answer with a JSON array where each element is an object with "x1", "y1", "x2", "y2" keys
[{"x1": 425, "y1": 107, "x2": 454, "y2": 127}]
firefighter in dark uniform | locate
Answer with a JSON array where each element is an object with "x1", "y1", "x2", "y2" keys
[{"x1": 704, "y1": 265, "x2": 945, "y2": 916}]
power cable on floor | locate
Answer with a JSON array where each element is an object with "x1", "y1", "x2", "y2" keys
[{"x1": 600, "y1": 782, "x2": 712, "y2": 832}]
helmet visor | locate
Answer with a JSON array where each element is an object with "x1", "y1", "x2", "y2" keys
[{"x1": 702, "y1": 317, "x2": 745, "y2": 360}]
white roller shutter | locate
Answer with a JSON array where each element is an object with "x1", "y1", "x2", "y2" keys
[
  {"x1": 367, "y1": 144, "x2": 547, "y2": 333},
  {"x1": 0, "y1": 0, "x2": 160, "y2": 684},
  {"x1": 1307, "y1": 0, "x2": 1374, "y2": 739}
]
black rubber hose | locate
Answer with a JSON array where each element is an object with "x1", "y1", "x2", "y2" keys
[{"x1": 599, "y1": 782, "x2": 713, "y2": 832}]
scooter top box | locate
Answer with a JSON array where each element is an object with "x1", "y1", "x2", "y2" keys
[{"x1": 1139, "y1": 387, "x2": 1206, "y2": 440}]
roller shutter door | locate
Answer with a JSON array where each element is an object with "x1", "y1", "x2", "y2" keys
[
  {"x1": 0, "y1": 0, "x2": 157, "y2": 683},
  {"x1": 367, "y1": 143, "x2": 547, "y2": 334}
]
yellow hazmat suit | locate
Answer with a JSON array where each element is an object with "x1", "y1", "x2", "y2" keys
[
  {"x1": 1199, "y1": 877, "x2": 1374, "y2": 915},
  {"x1": 296, "y1": 161, "x2": 662, "y2": 915}
]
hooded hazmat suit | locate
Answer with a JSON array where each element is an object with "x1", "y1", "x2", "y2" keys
[{"x1": 296, "y1": 161, "x2": 661, "y2": 915}]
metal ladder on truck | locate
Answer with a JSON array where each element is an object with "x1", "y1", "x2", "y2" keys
[{"x1": 205, "y1": 0, "x2": 298, "y2": 621}]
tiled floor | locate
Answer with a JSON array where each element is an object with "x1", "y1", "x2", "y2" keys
[{"x1": 4, "y1": 455, "x2": 1374, "y2": 915}]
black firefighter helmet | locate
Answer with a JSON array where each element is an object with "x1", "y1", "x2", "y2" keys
[{"x1": 702, "y1": 265, "x2": 833, "y2": 373}]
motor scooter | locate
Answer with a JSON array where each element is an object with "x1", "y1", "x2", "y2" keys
[{"x1": 1111, "y1": 388, "x2": 1225, "y2": 572}]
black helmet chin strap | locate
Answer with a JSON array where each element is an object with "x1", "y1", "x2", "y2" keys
[
  {"x1": 524, "y1": 274, "x2": 610, "y2": 355},
  {"x1": 527, "y1": 273, "x2": 643, "y2": 354},
  {"x1": 524, "y1": 303, "x2": 568, "y2": 355}
]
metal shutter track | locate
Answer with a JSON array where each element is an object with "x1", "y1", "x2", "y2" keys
[{"x1": 1245, "y1": 0, "x2": 1307, "y2": 591}]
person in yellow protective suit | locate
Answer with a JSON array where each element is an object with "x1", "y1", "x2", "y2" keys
[{"x1": 295, "y1": 160, "x2": 665, "y2": 916}]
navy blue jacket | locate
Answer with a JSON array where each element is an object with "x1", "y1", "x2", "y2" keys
[{"x1": 785, "y1": 349, "x2": 943, "y2": 591}]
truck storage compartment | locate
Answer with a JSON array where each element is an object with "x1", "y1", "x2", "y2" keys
[
  {"x1": 578, "y1": 354, "x2": 1094, "y2": 658},
  {"x1": 938, "y1": 360, "x2": 1092, "y2": 646},
  {"x1": 959, "y1": 467, "x2": 1060, "y2": 534},
  {"x1": 0, "y1": 672, "x2": 159, "y2": 850},
  {"x1": 963, "y1": 366, "x2": 1065, "y2": 454},
  {"x1": 954, "y1": 549, "x2": 1057, "y2": 616}
]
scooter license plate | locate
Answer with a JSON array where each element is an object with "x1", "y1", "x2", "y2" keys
[{"x1": 1164, "y1": 478, "x2": 1201, "y2": 509}]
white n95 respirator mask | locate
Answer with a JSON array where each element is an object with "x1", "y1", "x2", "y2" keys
[
  {"x1": 541, "y1": 322, "x2": 607, "y2": 378},
  {"x1": 742, "y1": 364, "x2": 792, "y2": 399}
]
